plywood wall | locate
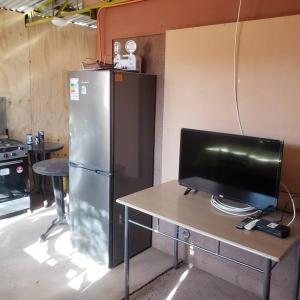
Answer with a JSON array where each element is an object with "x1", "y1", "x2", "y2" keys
[
  {"x1": 0, "y1": 11, "x2": 31, "y2": 139},
  {"x1": 0, "y1": 10, "x2": 97, "y2": 156},
  {"x1": 157, "y1": 14, "x2": 300, "y2": 299},
  {"x1": 29, "y1": 23, "x2": 97, "y2": 156}
]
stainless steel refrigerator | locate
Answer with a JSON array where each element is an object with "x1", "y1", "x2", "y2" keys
[{"x1": 68, "y1": 70, "x2": 156, "y2": 268}]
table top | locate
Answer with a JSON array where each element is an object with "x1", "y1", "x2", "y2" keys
[
  {"x1": 33, "y1": 158, "x2": 69, "y2": 176},
  {"x1": 27, "y1": 142, "x2": 63, "y2": 153},
  {"x1": 117, "y1": 180, "x2": 300, "y2": 262}
]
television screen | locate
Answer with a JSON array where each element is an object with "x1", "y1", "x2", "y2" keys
[{"x1": 178, "y1": 129, "x2": 283, "y2": 209}]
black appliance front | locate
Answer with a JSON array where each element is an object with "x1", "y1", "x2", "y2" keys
[
  {"x1": 111, "y1": 72, "x2": 156, "y2": 267},
  {"x1": 0, "y1": 157, "x2": 29, "y2": 218}
]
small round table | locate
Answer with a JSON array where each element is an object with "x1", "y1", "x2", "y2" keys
[
  {"x1": 28, "y1": 142, "x2": 64, "y2": 158},
  {"x1": 28, "y1": 142, "x2": 64, "y2": 208},
  {"x1": 33, "y1": 158, "x2": 69, "y2": 242}
]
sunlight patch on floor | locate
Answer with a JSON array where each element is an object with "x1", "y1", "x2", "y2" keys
[
  {"x1": 46, "y1": 258, "x2": 57, "y2": 267},
  {"x1": 28, "y1": 207, "x2": 57, "y2": 223},
  {"x1": 24, "y1": 240, "x2": 50, "y2": 264},
  {"x1": 0, "y1": 211, "x2": 31, "y2": 229},
  {"x1": 54, "y1": 230, "x2": 74, "y2": 256},
  {"x1": 0, "y1": 206, "x2": 57, "y2": 231},
  {"x1": 67, "y1": 251, "x2": 110, "y2": 292},
  {"x1": 23, "y1": 227, "x2": 110, "y2": 293},
  {"x1": 165, "y1": 264, "x2": 192, "y2": 300}
]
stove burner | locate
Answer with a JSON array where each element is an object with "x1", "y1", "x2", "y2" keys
[
  {"x1": 0, "y1": 139, "x2": 22, "y2": 148},
  {"x1": 0, "y1": 139, "x2": 28, "y2": 161}
]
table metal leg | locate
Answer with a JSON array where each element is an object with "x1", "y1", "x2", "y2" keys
[
  {"x1": 174, "y1": 225, "x2": 179, "y2": 269},
  {"x1": 293, "y1": 242, "x2": 300, "y2": 300},
  {"x1": 66, "y1": 176, "x2": 70, "y2": 219},
  {"x1": 52, "y1": 176, "x2": 65, "y2": 219},
  {"x1": 262, "y1": 259, "x2": 272, "y2": 300},
  {"x1": 124, "y1": 206, "x2": 129, "y2": 300},
  {"x1": 40, "y1": 176, "x2": 66, "y2": 242}
]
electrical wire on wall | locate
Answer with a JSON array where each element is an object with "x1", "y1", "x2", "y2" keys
[
  {"x1": 97, "y1": 8, "x2": 105, "y2": 62},
  {"x1": 233, "y1": 0, "x2": 244, "y2": 136},
  {"x1": 231, "y1": 0, "x2": 296, "y2": 226},
  {"x1": 96, "y1": 0, "x2": 145, "y2": 63},
  {"x1": 213, "y1": 0, "x2": 251, "y2": 216}
]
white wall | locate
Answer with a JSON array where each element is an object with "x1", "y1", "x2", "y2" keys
[{"x1": 154, "y1": 15, "x2": 300, "y2": 299}]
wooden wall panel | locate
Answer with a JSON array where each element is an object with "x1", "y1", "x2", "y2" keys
[
  {"x1": 29, "y1": 23, "x2": 97, "y2": 157},
  {"x1": 0, "y1": 11, "x2": 31, "y2": 140},
  {"x1": 0, "y1": 10, "x2": 97, "y2": 157}
]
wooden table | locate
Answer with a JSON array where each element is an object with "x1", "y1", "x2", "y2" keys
[{"x1": 117, "y1": 180, "x2": 300, "y2": 300}]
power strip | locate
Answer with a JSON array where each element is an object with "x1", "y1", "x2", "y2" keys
[{"x1": 256, "y1": 219, "x2": 290, "y2": 238}]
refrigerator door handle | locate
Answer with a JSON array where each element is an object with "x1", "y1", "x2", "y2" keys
[
  {"x1": 70, "y1": 161, "x2": 111, "y2": 176},
  {"x1": 69, "y1": 161, "x2": 85, "y2": 169},
  {"x1": 95, "y1": 169, "x2": 112, "y2": 177}
]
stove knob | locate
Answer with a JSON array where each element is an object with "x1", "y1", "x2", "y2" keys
[
  {"x1": 3, "y1": 153, "x2": 8, "y2": 158},
  {"x1": 11, "y1": 152, "x2": 16, "y2": 157}
]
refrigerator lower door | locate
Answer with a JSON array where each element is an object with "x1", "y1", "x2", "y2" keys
[
  {"x1": 112, "y1": 203, "x2": 152, "y2": 267},
  {"x1": 69, "y1": 164, "x2": 111, "y2": 266}
]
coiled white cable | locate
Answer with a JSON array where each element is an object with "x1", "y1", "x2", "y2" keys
[{"x1": 210, "y1": 195, "x2": 258, "y2": 217}]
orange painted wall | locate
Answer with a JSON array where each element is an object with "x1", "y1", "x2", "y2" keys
[{"x1": 97, "y1": 0, "x2": 300, "y2": 61}]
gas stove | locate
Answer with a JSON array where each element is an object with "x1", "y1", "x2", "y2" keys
[
  {"x1": 0, "y1": 138, "x2": 29, "y2": 218},
  {"x1": 0, "y1": 139, "x2": 28, "y2": 161}
]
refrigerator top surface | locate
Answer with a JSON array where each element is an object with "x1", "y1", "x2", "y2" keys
[{"x1": 68, "y1": 69, "x2": 156, "y2": 77}]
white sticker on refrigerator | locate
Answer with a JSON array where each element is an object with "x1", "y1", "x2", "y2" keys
[
  {"x1": 70, "y1": 78, "x2": 80, "y2": 101},
  {"x1": 81, "y1": 85, "x2": 87, "y2": 95},
  {"x1": 0, "y1": 168, "x2": 10, "y2": 176}
]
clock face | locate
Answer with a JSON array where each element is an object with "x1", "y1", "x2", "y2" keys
[
  {"x1": 114, "y1": 41, "x2": 121, "y2": 55},
  {"x1": 125, "y1": 40, "x2": 137, "y2": 54}
]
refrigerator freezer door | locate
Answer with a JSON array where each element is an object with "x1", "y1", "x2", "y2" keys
[
  {"x1": 69, "y1": 70, "x2": 111, "y2": 172},
  {"x1": 112, "y1": 72, "x2": 156, "y2": 266},
  {"x1": 69, "y1": 164, "x2": 111, "y2": 266}
]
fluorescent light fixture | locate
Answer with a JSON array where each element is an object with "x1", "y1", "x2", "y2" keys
[{"x1": 51, "y1": 17, "x2": 69, "y2": 27}]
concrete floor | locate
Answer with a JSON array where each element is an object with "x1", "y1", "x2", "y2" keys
[
  {"x1": 0, "y1": 207, "x2": 258, "y2": 300},
  {"x1": 0, "y1": 207, "x2": 173, "y2": 300},
  {"x1": 131, "y1": 264, "x2": 259, "y2": 300}
]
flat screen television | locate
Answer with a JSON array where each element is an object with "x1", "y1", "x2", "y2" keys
[{"x1": 178, "y1": 129, "x2": 284, "y2": 210}]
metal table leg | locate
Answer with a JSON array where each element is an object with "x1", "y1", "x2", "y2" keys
[
  {"x1": 293, "y1": 242, "x2": 300, "y2": 300},
  {"x1": 262, "y1": 259, "x2": 272, "y2": 300},
  {"x1": 174, "y1": 225, "x2": 179, "y2": 269},
  {"x1": 52, "y1": 176, "x2": 65, "y2": 219},
  {"x1": 40, "y1": 176, "x2": 66, "y2": 242},
  {"x1": 124, "y1": 206, "x2": 129, "y2": 300}
]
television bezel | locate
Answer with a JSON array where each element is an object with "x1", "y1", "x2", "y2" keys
[{"x1": 178, "y1": 128, "x2": 284, "y2": 210}]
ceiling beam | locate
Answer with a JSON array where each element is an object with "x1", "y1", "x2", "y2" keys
[{"x1": 25, "y1": 0, "x2": 143, "y2": 27}]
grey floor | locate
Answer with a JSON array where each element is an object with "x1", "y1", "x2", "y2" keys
[
  {"x1": 132, "y1": 264, "x2": 259, "y2": 300},
  {"x1": 0, "y1": 206, "x2": 258, "y2": 300}
]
